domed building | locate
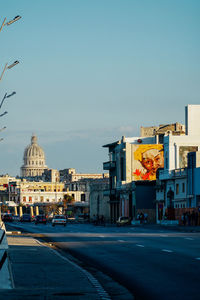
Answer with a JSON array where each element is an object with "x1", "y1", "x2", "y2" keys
[{"x1": 21, "y1": 135, "x2": 48, "y2": 177}]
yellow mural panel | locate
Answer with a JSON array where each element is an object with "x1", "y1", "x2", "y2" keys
[{"x1": 133, "y1": 144, "x2": 164, "y2": 181}]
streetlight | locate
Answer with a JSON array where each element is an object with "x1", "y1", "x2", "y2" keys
[
  {"x1": 0, "y1": 61, "x2": 19, "y2": 82},
  {"x1": 0, "y1": 16, "x2": 22, "y2": 33},
  {"x1": 0, "y1": 111, "x2": 8, "y2": 117},
  {"x1": 0, "y1": 92, "x2": 16, "y2": 118},
  {"x1": 0, "y1": 92, "x2": 16, "y2": 109}
]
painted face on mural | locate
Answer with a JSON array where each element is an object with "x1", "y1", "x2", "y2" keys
[{"x1": 141, "y1": 149, "x2": 164, "y2": 175}]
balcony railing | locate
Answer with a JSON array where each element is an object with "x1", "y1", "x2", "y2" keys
[
  {"x1": 158, "y1": 168, "x2": 187, "y2": 180},
  {"x1": 103, "y1": 161, "x2": 116, "y2": 170}
]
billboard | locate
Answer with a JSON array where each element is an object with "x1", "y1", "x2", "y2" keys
[
  {"x1": 132, "y1": 144, "x2": 164, "y2": 181},
  {"x1": 179, "y1": 146, "x2": 198, "y2": 168}
]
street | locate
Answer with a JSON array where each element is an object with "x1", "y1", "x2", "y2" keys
[{"x1": 5, "y1": 222, "x2": 200, "y2": 300}]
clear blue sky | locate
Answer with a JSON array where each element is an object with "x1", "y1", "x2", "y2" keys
[{"x1": 0, "y1": 0, "x2": 200, "y2": 176}]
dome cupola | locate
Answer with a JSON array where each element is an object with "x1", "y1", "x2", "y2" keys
[{"x1": 21, "y1": 134, "x2": 47, "y2": 177}]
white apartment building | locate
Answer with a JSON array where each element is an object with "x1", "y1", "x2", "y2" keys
[{"x1": 156, "y1": 105, "x2": 200, "y2": 223}]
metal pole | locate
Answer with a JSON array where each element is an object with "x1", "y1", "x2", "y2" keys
[
  {"x1": 0, "y1": 63, "x2": 8, "y2": 81},
  {"x1": 0, "y1": 18, "x2": 6, "y2": 33}
]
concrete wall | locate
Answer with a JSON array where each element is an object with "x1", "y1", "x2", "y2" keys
[
  {"x1": 89, "y1": 185, "x2": 110, "y2": 221},
  {"x1": 164, "y1": 134, "x2": 200, "y2": 171},
  {"x1": 185, "y1": 105, "x2": 200, "y2": 136}
]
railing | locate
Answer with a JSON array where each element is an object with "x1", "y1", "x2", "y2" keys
[{"x1": 159, "y1": 168, "x2": 187, "y2": 180}]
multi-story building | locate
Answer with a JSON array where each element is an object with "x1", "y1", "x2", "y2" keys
[
  {"x1": 156, "y1": 105, "x2": 200, "y2": 223},
  {"x1": 103, "y1": 135, "x2": 161, "y2": 222},
  {"x1": 103, "y1": 123, "x2": 185, "y2": 223}
]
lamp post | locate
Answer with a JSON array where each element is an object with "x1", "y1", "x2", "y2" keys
[
  {"x1": 0, "y1": 61, "x2": 19, "y2": 82},
  {"x1": 0, "y1": 16, "x2": 22, "y2": 33},
  {"x1": 0, "y1": 92, "x2": 16, "y2": 120}
]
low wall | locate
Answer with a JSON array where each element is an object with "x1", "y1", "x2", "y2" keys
[{"x1": 0, "y1": 221, "x2": 13, "y2": 289}]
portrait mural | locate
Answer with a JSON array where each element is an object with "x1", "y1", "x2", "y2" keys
[
  {"x1": 179, "y1": 146, "x2": 198, "y2": 168},
  {"x1": 132, "y1": 144, "x2": 164, "y2": 181}
]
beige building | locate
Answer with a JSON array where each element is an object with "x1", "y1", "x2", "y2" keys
[
  {"x1": 60, "y1": 168, "x2": 108, "y2": 182},
  {"x1": 89, "y1": 179, "x2": 110, "y2": 222},
  {"x1": 21, "y1": 135, "x2": 47, "y2": 177}
]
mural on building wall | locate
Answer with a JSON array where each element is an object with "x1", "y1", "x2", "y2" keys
[
  {"x1": 179, "y1": 146, "x2": 198, "y2": 168},
  {"x1": 133, "y1": 144, "x2": 164, "y2": 181}
]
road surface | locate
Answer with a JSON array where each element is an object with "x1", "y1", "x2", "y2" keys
[{"x1": 6, "y1": 222, "x2": 200, "y2": 300}]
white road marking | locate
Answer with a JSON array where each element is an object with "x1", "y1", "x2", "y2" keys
[
  {"x1": 196, "y1": 258, "x2": 200, "y2": 260},
  {"x1": 136, "y1": 244, "x2": 144, "y2": 247},
  {"x1": 162, "y1": 249, "x2": 173, "y2": 253},
  {"x1": 36, "y1": 239, "x2": 111, "y2": 299},
  {"x1": 185, "y1": 237, "x2": 194, "y2": 240},
  {"x1": 118, "y1": 240, "x2": 125, "y2": 242},
  {"x1": 99, "y1": 235, "x2": 105, "y2": 238}
]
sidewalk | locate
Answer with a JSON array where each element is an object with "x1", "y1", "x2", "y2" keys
[
  {"x1": 0, "y1": 233, "x2": 106, "y2": 300},
  {"x1": 138, "y1": 223, "x2": 200, "y2": 233}
]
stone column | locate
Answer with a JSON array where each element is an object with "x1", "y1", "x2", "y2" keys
[
  {"x1": 19, "y1": 206, "x2": 23, "y2": 217},
  {"x1": 30, "y1": 206, "x2": 34, "y2": 217},
  {"x1": 14, "y1": 206, "x2": 18, "y2": 216},
  {"x1": 35, "y1": 206, "x2": 39, "y2": 216}
]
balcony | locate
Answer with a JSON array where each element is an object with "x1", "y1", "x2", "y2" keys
[
  {"x1": 103, "y1": 161, "x2": 116, "y2": 170},
  {"x1": 158, "y1": 168, "x2": 187, "y2": 180}
]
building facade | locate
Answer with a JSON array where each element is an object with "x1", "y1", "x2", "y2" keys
[
  {"x1": 155, "y1": 105, "x2": 200, "y2": 223},
  {"x1": 103, "y1": 123, "x2": 185, "y2": 223}
]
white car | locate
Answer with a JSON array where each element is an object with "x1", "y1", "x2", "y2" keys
[{"x1": 52, "y1": 215, "x2": 67, "y2": 227}]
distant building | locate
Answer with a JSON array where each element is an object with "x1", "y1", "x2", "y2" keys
[
  {"x1": 141, "y1": 122, "x2": 185, "y2": 143},
  {"x1": 59, "y1": 168, "x2": 108, "y2": 182},
  {"x1": 88, "y1": 178, "x2": 110, "y2": 222},
  {"x1": 21, "y1": 135, "x2": 47, "y2": 177}
]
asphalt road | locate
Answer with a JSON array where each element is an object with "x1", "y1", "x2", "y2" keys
[{"x1": 6, "y1": 222, "x2": 200, "y2": 300}]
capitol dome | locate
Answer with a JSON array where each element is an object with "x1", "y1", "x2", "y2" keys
[{"x1": 21, "y1": 135, "x2": 48, "y2": 177}]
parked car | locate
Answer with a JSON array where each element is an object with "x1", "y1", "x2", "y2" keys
[
  {"x1": 52, "y1": 215, "x2": 67, "y2": 227},
  {"x1": 35, "y1": 215, "x2": 47, "y2": 225},
  {"x1": 2, "y1": 213, "x2": 13, "y2": 222},
  {"x1": 116, "y1": 216, "x2": 131, "y2": 227},
  {"x1": 20, "y1": 214, "x2": 32, "y2": 222}
]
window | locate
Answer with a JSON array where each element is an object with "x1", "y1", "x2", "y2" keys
[
  {"x1": 81, "y1": 194, "x2": 86, "y2": 202},
  {"x1": 159, "y1": 134, "x2": 164, "y2": 144},
  {"x1": 182, "y1": 183, "x2": 185, "y2": 193},
  {"x1": 176, "y1": 184, "x2": 179, "y2": 195},
  {"x1": 40, "y1": 196, "x2": 44, "y2": 202},
  {"x1": 23, "y1": 196, "x2": 26, "y2": 202},
  {"x1": 29, "y1": 196, "x2": 32, "y2": 203}
]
